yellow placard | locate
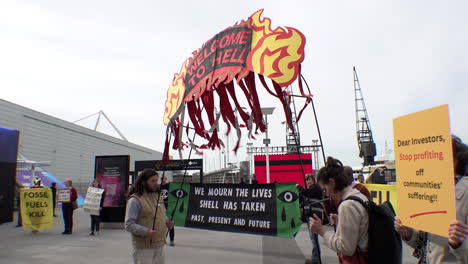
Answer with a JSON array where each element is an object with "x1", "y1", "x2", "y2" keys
[
  {"x1": 393, "y1": 105, "x2": 455, "y2": 237},
  {"x1": 364, "y1": 184, "x2": 398, "y2": 213},
  {"x1": 20, "y1": 188, "x2": 54, "y2": 231}
]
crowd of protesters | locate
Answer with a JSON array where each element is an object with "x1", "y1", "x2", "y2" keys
[
  {"x1": 15, "y1": 178, "x2": 104, "y2": 237},
  {"x1": 11, "y1": 135, "x2": 467, "y2": 264},
  {"x1": 302, "y1": 135, "x2": 467, "y2": 264}
]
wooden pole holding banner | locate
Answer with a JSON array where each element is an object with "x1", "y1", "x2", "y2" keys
[{"x1": 150, "y1": 129, "x2": 172, "y2": 245}]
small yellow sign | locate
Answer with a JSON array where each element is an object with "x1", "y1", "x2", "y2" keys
[
  {"x1": 20, "y1": 188, "x2": 54, "y2": 231},
  {"x1": 393, "y1": 104, "x2": 456, "y2": 237},
  {"x1": 364, "y1": 184, "x2": 398, "y2": 213}
]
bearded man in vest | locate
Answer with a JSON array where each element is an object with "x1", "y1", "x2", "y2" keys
[{"x1": 125, "y1": 169, "x2": 174, "y2": 264}]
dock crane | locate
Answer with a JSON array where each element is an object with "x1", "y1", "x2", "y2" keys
[{"x1": 353, "y1": 66, "x2": 376, "y2": 166}]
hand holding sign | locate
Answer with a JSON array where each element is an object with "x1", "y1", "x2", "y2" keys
[
  {"x1": 147, "y1": 229, "x2": 158, "y2": 237},
  {"x1": 448, "y1": 220, "x2": 468, "y2": 248},
  {"x1": 393, "y1": 216, "x2": 413, "y2": 241},
  {"x1": 166, "y1": 219, "x2": 174, "y2": 230}
]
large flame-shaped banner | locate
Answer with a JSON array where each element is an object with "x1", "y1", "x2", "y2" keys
[
  {"x1": 164, "y1": 10, "x2": 305, "y2": 126},
  {"x1": 161, "y1": 10, "x2": 308, "y2": 161}
]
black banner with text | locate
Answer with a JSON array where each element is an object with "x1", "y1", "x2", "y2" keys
[{"x1": 167, "y1": 183, "x2": 301, "y2": 238}]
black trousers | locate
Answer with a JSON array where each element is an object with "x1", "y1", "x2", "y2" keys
[
  {"x1": 169, "y1": 227, "x2": 175, "y2": 241},
  {"x1": 16, "y1": 198, "x2": 22, "y2": 226},
  {"x1": 52, "y1": 198, "x2": 56, "y2": 215},
  {"x1": 90, "y1": 215, "x2": 101, "y2": 232},
  {"x1": 62, "y1": 203, "x2": 74, "y2": 232}
]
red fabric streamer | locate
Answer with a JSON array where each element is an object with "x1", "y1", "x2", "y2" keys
[
  {"x1": 187, "y1": 100, "x2": 208, "y2": 140},
  {"x1": 164, "y1": 69, "x2": 310, "y2": 158},
  {"x1": 258, "y1": 74, "x2": 278, "y2": 97},
  {"x1": 162, "y1": 132, "x2": 170, "y2": 164},
  {"x1": 201, "y1": 89, "x2": 216, "y2": 127},
  {"x1": 296, "y1": 98, "x2": 311, "y2": 123},
  {"x1": 215, "y1": 84, "x2": 237, "y2": 134},
  {"x1": 171, "y1": 122, "x2": 180, "y2": 150},
  {"x1": 244, "y1": 73, "x2": 266, "y2": 133},
  {"x1": 225, "y1": 82, "x2": 251, "y2": 127},
  {"x1": 271, "y1": 80, "x2": 294, "y2": 130}
]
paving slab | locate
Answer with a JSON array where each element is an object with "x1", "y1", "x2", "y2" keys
[{"x1": 0, "y1": 208, "x2": 416, "y2": 264}]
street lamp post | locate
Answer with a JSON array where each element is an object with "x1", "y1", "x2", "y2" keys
[
  {"x1": 261, "y1": 107, "x2": 275, "y2": 183},
  {"x1": 246, "y1": 142, "x2": 253, "y2": 183}
]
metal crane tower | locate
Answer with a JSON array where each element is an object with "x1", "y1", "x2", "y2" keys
[{"x1": 353, "y1": 66, "x2": 376, "y2": 166}]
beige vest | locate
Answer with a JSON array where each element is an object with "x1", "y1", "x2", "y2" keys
[{"x1": 131, "y1": 191, "x2": 167, "y2": 248}]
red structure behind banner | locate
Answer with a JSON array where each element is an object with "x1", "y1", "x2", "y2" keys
[{"x1": 254, "y1": 154, "x2": 313, "y2": 187}]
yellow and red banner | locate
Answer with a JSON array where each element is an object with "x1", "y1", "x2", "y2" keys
[
  {"x1": 20, "y1": 188, "x2": 54, "y2": 231},
  {"x1": 163, "y1": 9, "x2": 306, "y2": 125}
]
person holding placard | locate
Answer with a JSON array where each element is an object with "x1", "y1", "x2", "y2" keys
[
  {"x1": 395, "y1": 136, "x2": 468, "y2": 263},
  {"x1": 31, "y1": 177, "x2": 43, "y2": 188},
  {"x1": 125, "y1": 169, "x2": 174, "y2": 264},
  {"x1": 89, "y1": 179, "x2": 105, "y2": 236},
  {"x1": 30, "y1": 178, "x2": 44, "y2": 234},
  {"x1": 61, "y1": 180, "x2": 77, "y2": 235}
]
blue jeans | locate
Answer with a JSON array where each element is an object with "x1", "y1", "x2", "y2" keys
[{"x1": 306, "y1": 218, "x2": 321, "y2": 262}]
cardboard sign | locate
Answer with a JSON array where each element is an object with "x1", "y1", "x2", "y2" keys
[
  {"x1": 393, "y1": 105, "x2": 456, "y2": 237},
  {"x1": 83, "y1": 187, "x2": 104, "y2": 216},
  {"x1": 57, "y1": 189, "x2": 71, "y2": 203}
]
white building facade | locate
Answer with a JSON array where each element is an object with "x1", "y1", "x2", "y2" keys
[{"x1": 0, "y1": 98, "x2": 163, "y2": 189}]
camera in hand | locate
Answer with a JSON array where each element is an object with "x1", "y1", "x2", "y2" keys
[{"x1": 300, "y1": 197, "x2": 330, "y2": 224}]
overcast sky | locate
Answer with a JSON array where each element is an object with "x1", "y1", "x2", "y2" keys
[{"x1": 1, "y1": 0, "x2": 467, "y2": 171}]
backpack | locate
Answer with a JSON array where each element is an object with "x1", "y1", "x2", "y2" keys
[{"x1": 345, "y1": 196, "x2": 402, "y2": 264}]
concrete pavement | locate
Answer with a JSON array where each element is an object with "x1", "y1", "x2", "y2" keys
[{"x1": 0, "y1": 208, "x2": 416, "y2": 264}]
